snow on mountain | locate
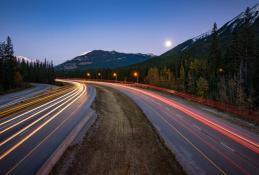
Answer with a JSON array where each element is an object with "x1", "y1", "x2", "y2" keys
[
  {"x1": 16, "y1": 56, "x2": 35, "y2": 63},
  {"x1": 250, "y1": 3, "x2": 259, "y2": 14},
  {"x1": 226, "y1": 3, "x2": 259, "y2": 29},
  {"x1": 188, "y1": 4, "x2": 259, "y2": 46},
  {"x1": 80, "y1": 51, "x2": 91, "y2": 56},
  {"x1": 192, "y1": 31, "x2": 211, "y2": 42},
  {"x1": 181, "y1": 45, "x2": 189, "y2": 51},
  {"x1": 146, "y1": 53, "x2": 156, "y2": 57}
]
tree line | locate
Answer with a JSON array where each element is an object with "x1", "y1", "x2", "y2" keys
[{"x1": 0, "y1": 36, "x2": 55, "y2": 92}]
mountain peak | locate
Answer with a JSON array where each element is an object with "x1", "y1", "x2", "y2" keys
[
  {"x1": 226, "y1": 3, "x2": 259, "y2": 28},
  {"x1": 251, "y1": 3, "x2": 259, "y2": 13},
  {"x1": 56, "y1": 50, "x2": 153, "y2": 70}
]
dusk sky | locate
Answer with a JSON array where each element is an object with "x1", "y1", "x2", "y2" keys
[{"x1": 1, "y1": 0, "x2": 258, "y2": 65}]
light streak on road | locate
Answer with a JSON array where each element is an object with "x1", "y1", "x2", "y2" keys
[
  {"x1": 0, "y1": 80, "x2": 86, "y2": 160},
  {"x1": 0, "y1": 84, "x2": 86, "y2": 160},
  {"x1": 96, "y1": 82, "x2": 259, "y2": 154},
  {"x1": 0, "y1": 88, "x2": 78, "y2": 131}
]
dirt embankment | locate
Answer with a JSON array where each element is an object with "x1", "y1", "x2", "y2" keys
[{"x1": 51, "y1": 85, "x2": 185, "y2": 175}]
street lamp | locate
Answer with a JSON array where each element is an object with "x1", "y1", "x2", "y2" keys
[
  {"x1": 113, "y1": 72, "x2": 118, "y2": 81},
  {"x1": 98, "y1": 72, "x2": 102, "y2": 80},
  {"x1": 218, "y1": 68, "x2": 224, "y2": 76},
  {"x1": 133, "y1": 72, "x2": 139, "y2": 83},
  {"x1": 86, "y1": 72, "x2": 91, "y2": 78}
]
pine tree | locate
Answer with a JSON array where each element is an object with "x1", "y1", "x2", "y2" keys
[
  {"x1": 252, "y1": 19, "x2": 259, "y2": 107},
  {"x1": 5, "y1": 36, "x2": 14, "y2": 56},
  {"x1": 0, "y1": 42, "x2": 4, "y2": 90},
  {"x1": 209, "y1": 23, "x2": 221, "y2": 74},
  {"x1": 196, "y1": 77, "x2": 208, "y2": 97},
  {"x1": 225, "y1": 31, "x2": 241, "y2": 77},
  {"x1": 178, "y1": 63, "x2": 185, "y2": 90},
  {"x1": 2, "y1": 36, "x2": 17, "y2": 89},
  {"x1": 208, "y1": 23, "x2": 221, "y2": 99},
  {"x1": 239, "y1": 7, "x2": 256, "y2": 95}
]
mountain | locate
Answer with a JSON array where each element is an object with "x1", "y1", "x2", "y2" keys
[
  {"x1": 159, "y1": 3, "x2": 259, "y2": 59},
  {"x1": 55, "y1": 50, "x2": 154, "y2": 70},
  {"x1": 16, "y1": 56, "x2": 35, "y2": 63}
]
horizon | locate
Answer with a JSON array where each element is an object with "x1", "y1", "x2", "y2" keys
[{"x1": 0, "y1": 0, "x2": 258, "y2": 65}]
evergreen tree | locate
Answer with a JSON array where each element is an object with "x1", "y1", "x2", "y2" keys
[
  {"x1": 5, "y1": 36, "x2": 14, "y2": 56},
  {"x1": 224, "y1": 31, "x2": 241, "y2": 77},
  {"x1": 239, "y1": 7, "x2": 256, "y2": 94},
  {"x1": 178, "y1": 63, "x2": 185, "y2": 90},
  {"x1": 2, "y1": 36, "x2": 16, "y2": 89},
  {"x1": 252, "y1": 19, "x2": 259, "y2": 107},
  {"x1": 196, "y1": 77, "x2": 208, "y2": 97},
  {"x1": 209, "y1": 23, "x2": 221, "y2": 74},
  {"x1": 0, "y1": 42, "x2": 4, "y2": 89},
  {"x1": 208, "y1": 23, "x2": 221, "y2": 99}
]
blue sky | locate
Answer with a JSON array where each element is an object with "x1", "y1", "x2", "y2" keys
[{"x1": 0, "y1": 0, "x2": 258, "y2": 65}]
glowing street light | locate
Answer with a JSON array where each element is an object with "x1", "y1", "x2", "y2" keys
[
  {"x1": 218, "y1": 68, "x2": 224, "y2": 75},
  {"x1": 219, "y1": 68, "x2": 224, "y2": 73},
  {"x1": 86, "y1": 72, "x2": 91, "y2": 78},
  {"x1": 133, "y1": 72, "x2": 139, "y2": 83},
  {"x1": 97, "y1": 72, "x2": 102, "y2": 80},
  {"x1": 113, "y1": 72, "x2": 118, "y2": 81}
]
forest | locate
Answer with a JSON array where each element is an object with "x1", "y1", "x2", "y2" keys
[{"x1": 0, "y1": 36, "x2": 55, "y2": 93}]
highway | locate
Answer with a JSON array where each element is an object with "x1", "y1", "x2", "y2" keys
[
  {"x1": 0, "y1": 80, "x2": 96, "y2": 175},
  {"x1": 0, "y1": 83, "x2": 53, "y2": 109},
  {"x1": 89, "y1": 81, "x2": 259, "y2": 175}
]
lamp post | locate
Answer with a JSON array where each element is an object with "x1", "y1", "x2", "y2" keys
[
  {"x1": 86, "y1": 72, "x2": 91, "y2": 79},
  {"x1": 133, "y1": 72, "x2": 139, "y2": 83},
  {"x1": 98, "y1": 72, "x2": 102, "y2": 80},
  {"x1": 113, "y1": 72, "x2": 118, "y2": 81}
]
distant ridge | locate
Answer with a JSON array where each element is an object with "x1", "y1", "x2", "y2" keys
[{"x1": 55, "y1": 50, "x2": 154, "y2": 70}]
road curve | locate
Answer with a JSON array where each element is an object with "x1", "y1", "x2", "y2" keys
[
  {"x1": 88, "y1": 81, "x2": 259, "y2": 175},
  {"x1": 0, "y1": 80, "x2": 96, "y2": 175},
  {"x1": 0, "y1": 83, "x2": 53, "y2": 109}
]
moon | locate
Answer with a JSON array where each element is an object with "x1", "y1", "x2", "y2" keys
[{"x1": 165, "y1": 40, "x2": 172, "y2": 48}]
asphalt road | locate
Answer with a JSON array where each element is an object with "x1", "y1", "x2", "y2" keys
[
  {"x1": 0, "y1": 80, "x2": 96, "y2": 175},
  {"x1": 89, "y1": 81, "x2": 259, "y2": 175},
  {"x1": 0, "y1": 83, "x2": 53, "y2": 109}
]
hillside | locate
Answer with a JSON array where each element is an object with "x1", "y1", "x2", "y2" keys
[
  {"x1": 55, "y1": 50, "x2": 153, "y2": 70},
  {"x1": 139, "y1": 3, "x2": 259, "y2": 65}
]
